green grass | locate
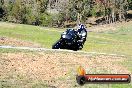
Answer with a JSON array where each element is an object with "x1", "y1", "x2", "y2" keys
[
  {"x1": 83, "y1": 35, "x2": 132, "y2": 56},
  {"x1": 0, "y1": 22, "x2": 132, "y2": 88},
  {"x1": 0, "y1": 48, "x2": 30, "y2": 53},
  {"x1": 0, "y1": 22, "x2": 61, "y2": 48},
  {"x1": 0, "y1": 22, "x2": 132, "y2": 56},
  {"x1": 83, "y1": 25, "x2": 132, "y2": 56}
]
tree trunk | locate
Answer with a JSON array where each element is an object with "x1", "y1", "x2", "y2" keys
[
  {"x1": 111, "y1": 9, "x2": 116, "y2": 23},
  {"x1": 119, "y1": 9, "x2": 122, "y2": 21},
  {"x1": 77, "y1": 13, "x2": 81, "y2": 24}
]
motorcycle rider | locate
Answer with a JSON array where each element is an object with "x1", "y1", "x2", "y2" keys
[
  {"x1": 76, "y1": 24, "x2": 87, "y2": 45},
  {"x1": 52, "y1": 24, "x2": 87, "y2": 50}
]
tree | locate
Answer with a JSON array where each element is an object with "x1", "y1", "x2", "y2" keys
[
  {"x1": 67, "y1": 0, "x2": 91, "y2": 24},
  {"x1": 0, "y1": 0, "x2": 5, "y2": 19},
  {"x1": 0, "y1": 0, "x2": 131, "y2": 26}
]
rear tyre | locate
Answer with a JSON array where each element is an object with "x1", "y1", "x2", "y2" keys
[
  {"x1": 72, "y1": 43, "x2": 80, "y2": 51},
  {"x1": 77, "y1": 41, "x2": 84, "y2": 50}
]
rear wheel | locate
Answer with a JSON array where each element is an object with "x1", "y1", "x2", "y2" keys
[
  {"x1": 77, "y1": 41, "x2": 84, "y2": 50},
  {"x1": 72, "y1": 43, "x2": 80, "y2": 51}
]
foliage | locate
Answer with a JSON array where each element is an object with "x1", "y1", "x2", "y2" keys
[{"x1": 0, "y1": 0, "x2": 132, "y2": 26}]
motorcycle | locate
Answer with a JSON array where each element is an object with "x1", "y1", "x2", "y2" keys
[{"x1": 52, "y1": 28, "x2": 87, "y2": 51}]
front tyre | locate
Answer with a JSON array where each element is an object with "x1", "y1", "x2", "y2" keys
[{"x1": 52, "y1": 40, "x2": 62, "y2": 49}]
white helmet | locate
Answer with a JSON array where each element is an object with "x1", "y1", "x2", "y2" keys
[{"x1": 77, "y1": 24, "x2": 85, "y2": 32}]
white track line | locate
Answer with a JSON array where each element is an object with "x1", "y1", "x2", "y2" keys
[{"x1": 0, "y1": 45, "x2": 125, "y2": 57}]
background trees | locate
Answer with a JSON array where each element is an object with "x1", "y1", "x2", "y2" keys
[{"x1": 0, "y1": 0, "x2": 131, "y2": 27}]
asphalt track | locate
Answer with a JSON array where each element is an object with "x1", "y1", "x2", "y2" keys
[{"x1": 0, "y1": 45, "x2": 125, "y2": 57}]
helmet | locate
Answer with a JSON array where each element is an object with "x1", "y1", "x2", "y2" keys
[
  {"x1": 77, "y1": 24, "x2": 85, "y2": 33},
  {"x1": 78, "y1": 24, "x2": 85, "y2": 29}
]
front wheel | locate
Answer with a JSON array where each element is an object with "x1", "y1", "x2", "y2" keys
[{"x1": 52, "y1": 39, "x2": 62, "y2": 49}]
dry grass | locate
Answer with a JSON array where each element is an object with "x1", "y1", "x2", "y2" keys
[
  {"x1": 0, "y1": 22, "x2": 16, "y2": 29},
  {"x1": 0, "y1": 37, "x2": 42, "y2": 48},
  {"x1": 0, "y1": 50, "x2": 130, "y2": 88}
]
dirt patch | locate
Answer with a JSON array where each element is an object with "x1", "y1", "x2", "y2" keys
[
  {"x1": 0, "y1": 51, "x2": 130, "y2": 88},
  {"x1": 88, "y1": 21, "x2": 132, "y2": 32},
  {"x1": 0, "y1": 37, "x2": 42, "y2": 48}
]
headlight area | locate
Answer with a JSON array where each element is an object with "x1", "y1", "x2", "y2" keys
[{"x1": 62, "y1": 35, "x2": 66, "y2": 38}]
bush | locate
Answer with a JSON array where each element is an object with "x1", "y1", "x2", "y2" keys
[
  {"x1": 53, "y1": 12, "x2": 65, "y2": 27},
  {"x1": 39, "y1": 13, "x2": 53, "y2": 27}
]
